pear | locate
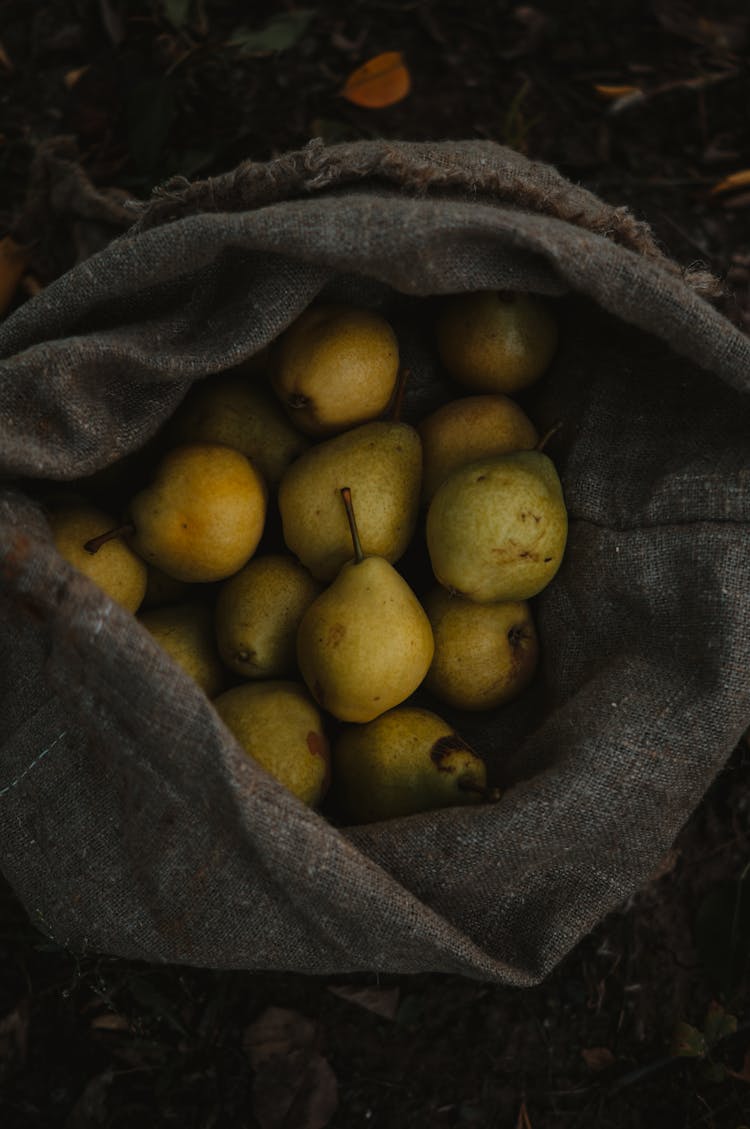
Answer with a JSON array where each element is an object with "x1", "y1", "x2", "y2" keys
[
  {"x1": 128, "y1": 443, "x2": 267, "y2": 583},
  {"x1": 423, "y1": 588, "x2": 539, "y2": 711},
  {"x1": 215, "y1": 555, "x2": 322, "y2": 678},
  {"x1": 436, "y1": 291, "x2": 558, "y2": 394},
  {"x1": 418, "y1": 394, "x2": 538, "y2": 505},
  {"x1": 138, "y1": 602, "x2": 225, "y2": 698},
  {"x1": 296, "y1": 489, "x2": 434, "y2": 723},
  {"x1": 48, "y1": 503, "x2": 147, "y2": 612},
  {"x1": 278, "y1": 420, "x2": 421, "y2": 582},
  {"x1": 167, "y1": 374, "x2": 309, "y2": 487},
  {"x1": 426, "y1": 451, "x2": 567, "y2": 602},
  {"x1": 334, "y1": 707, "x2": 491, "y2": 823},
  {"x1": 213, "y1": 681, "x2": 329, "y2": 807},
  {"x1": 271, "y1": 304, "x2": 399, "y2": 436}
]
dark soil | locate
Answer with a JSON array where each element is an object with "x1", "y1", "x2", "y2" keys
[{"x1": 1, "y1": 2, "x2": 750, "y2": 1126}]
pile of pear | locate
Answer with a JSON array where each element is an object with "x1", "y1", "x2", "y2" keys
[{"x1": 47, "y1": 293, "x2": 566, "y2": 825}]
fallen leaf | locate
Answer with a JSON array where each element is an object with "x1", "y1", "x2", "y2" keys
[
  {"x1": 90, "y1": 1011, "x2": 131, "y2": 1031},
  {"x1": 581, "y1": 1045, "x2": 616, "y2": 1071},
  {"x1": 670, "y1": 1020, "x2": 706, "y2": 1058},
  {"x1": 244, "y1": 1006, "x2": 318, "y2": 1068},
  {"x1": 0, "y1": 38, "x2": 13, "y2": 72},
  {"x1": 710, "y1": 169, "x2": 750, "y2": 195},
  {"x1": 0, "y1": 1001, "x2": 29, "y2": 1077},
  {"x1": 704, "y1": 1000, "x2": 738, "y2": 1047},
  {"x1": 228, "y1": 11, "x2": 314, "y2": 56},
  {"x1": 65, "y1": 1069, "x2": 115, "y2": 1129},
  {"x1": 594, "y1": 83, "x2": 641, "y2": 100},
  {"x1": 342, "y1": 52, "x2": 411, "y2": 109},
  {"x1": 0, "y1": 236, "x2": 30, "y2": 319},
  {"x1": 515, "y1": 1098, "x2": 533, "y2": 1129},
  {"x1": 327, "y1": 984, "x2": 400, "y2": 1020},
  {"x1": 244, "y1": 1008, "x2": 338, "y2": 1129},
  {"x1": 98, "y1": 0, "x2": 126, "y2": 46},
  {"x1": 64, "y1": 65, "x2": 91, "y2": 89},
  {"x1": 726, "y1": 1045, "x2": 750, "y2": 1083},
  {"x1": 162, "y1": 0, "x2": 192, "y2": 29}
]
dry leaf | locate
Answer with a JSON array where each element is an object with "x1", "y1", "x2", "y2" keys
[
  {"x1": 515, "y1": 1098, "x2": 533, "y2": 1129},
  {"x1": 710, "y1": 169, "x2": 750, "y2": 196},
  {"x1": 0, "y1": 236, "x2": 30, "y2": 319},
  {"x1": 726, "y1": 1045, "x2": 750, "y2": 1084},
  {"x1": 342, "y1": 52, "x2": 411, "y2": 109},
  {"x1": 594, "y1": 83, "x2": 641, "y2": 100},
  {"x1": 0, "y1": 38, "x2": 13, "y2": 72},
  {"x1": 64, "y1": 65, "x2": 91, "y2": 89},
  {"x1": 327, "y1": 984, "x2": 400, "y2": 1020},
  {"x1": 581, "y1": 1045, "x2": 616, "y2": 1071},
  {"x1": 90, "y1": 1011, "x2": 130, "y2": 1031},
  {"x1": 244, "y1": 1007, "x2": 338, "y2": 1129},
  {"x1": 0, "y1": 1001, "x2": 29, "y2": 1075}
]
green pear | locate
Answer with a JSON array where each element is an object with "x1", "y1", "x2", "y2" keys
[
  {"x1": 128, "y1": 443, "x2": 267, "y2": 583},
  {"x1": 426, "y1": 451, "x2": 567, "y2": 603},
  {"x1": 418, "y1": 394, "x2": 538, "y2": 505},
  {"x1": 278, "y1": 420, "x2": 421, "y2": 582},
  {"x1": 423, "y1": 587, "x2": 539, "y2": 711},
  {"x1": 138, "y1": 602, "x2": 225, "y2": 698},
  {"x1": 48, "y1": 503, "x2": 147, "y2": 612},
  {"x1": 213, "y1": 681, "x2": 329, "y2": 807},
  {"x1": 334, "y1": 707, "x2": 491, "y2": 823},
  {"x1": 436, "y1": 291, "x2": 558, "y2": 393},
  {"x1": 296, "y1": 489, "x2": 434, "y2": 722},
  {"x1": 271, "y1": 304, "x2": 399, "y2": 436},
  {"x1": 215, "y1": 554, "x2": 322, "y2": 678},
  {"x1": 167, "y1": 374, "x2": 309, "y2": 487}
]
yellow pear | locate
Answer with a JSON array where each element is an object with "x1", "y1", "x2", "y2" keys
[
  {"x1": 426, "y1": 451, "x2": 567, "y2": 602},
  {"x1": 138, "y1": 602, "x2": 225, "y2": 698},
  {"x1": 278, "y1": 420, "x2": 421, "y2": 582},
  {"x1": 423, "y1": 588, "x2": 539, "y2": 711},
  {"x1": 213, "y1": 681, "x2": 329, "y2": 807},
  {"x1": 128, "y1": 443, "x2": 267, "y2": 583},
  {"x1": 418, "y1": 394, "x2": 538, "y2": 504},
  {"x1": 48, "y1": 503, "x2": 147, "y2": 612},
  {"x1": 334, "y1": 707, "x2": 491, "y2": 823},
  {"x1": 271, "y1": 304, "x2": 399, "y2": 436},
  {"x1": 167, "y1": 374, "x2": 309, "y2": 487},
  {"x1": 296, "y1": 489, "x2": 434, "y2": 722},
  {"x1": 215, "y1": 555, "x2": 322, "y2": 678},
  {"x1": 436, "y1": 291, "x2": 558, "y2": 393}
]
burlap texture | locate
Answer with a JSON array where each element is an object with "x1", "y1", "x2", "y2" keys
[{"x1": 1, "y1": 140, "x2": 749, "y2": 984}]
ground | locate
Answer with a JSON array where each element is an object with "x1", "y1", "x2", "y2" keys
[{"x1": 1, "y1": 2, "x2": 750, "y2": 1126}]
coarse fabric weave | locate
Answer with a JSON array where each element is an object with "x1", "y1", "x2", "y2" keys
[{"x1": 1, "y1": 139, "x2": 749, "y2": 983}]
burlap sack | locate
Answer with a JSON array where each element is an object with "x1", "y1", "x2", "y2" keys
[{"x1": 1, "y1": 140, "x2": 749, "y2": 984}]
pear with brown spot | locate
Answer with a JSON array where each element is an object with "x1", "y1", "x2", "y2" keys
[
  {"x1": 424, "y1": 588, "x2": 539, "y2": 711},
  {"x1": 334, "y1": 706, "x2": 492, "y2": 823},
  {"x1": 296, "y1": 489, "x2": 434, "y2": 723},
  {"x1": 214, "y1": 681, "x2": 329, "y2": 807},
  {"x1": 426, "y1": 450, "x2": 567, "y2": 602}
]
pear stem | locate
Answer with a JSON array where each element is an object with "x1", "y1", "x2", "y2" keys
[
  {"x1": 83, "y1": 522, "x2": 135, "y2": 555},
  {"x1": 390, "y1": 367, "x2": 409, "y2": 424},
  {"x1": 340, "y1": 487, "x2": 364, "y2": 565},
  {"x1": 536, "y1": 421, "x2": 562, "y2": 453}
]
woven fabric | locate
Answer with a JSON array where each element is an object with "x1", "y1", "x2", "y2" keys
[{"x1": 1, "y1": 139, "x2": 748, "y2": 983}]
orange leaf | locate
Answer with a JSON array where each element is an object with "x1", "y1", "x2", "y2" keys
[
  {"x1": 594, "y1": 83, "x2": 641, "y2": 100},
  {"x1": 342, "y1": 52, "x2": 411, "y2": 109},
  {"x1": 0, "y1": 236, "x2": 29, "y2": 319},
  {"x1": 64, "y1": 65, "x2": 91, "y2": 90},
  {"x1": 710, "y1": 169, "x2": 750, "y2": 196}
]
